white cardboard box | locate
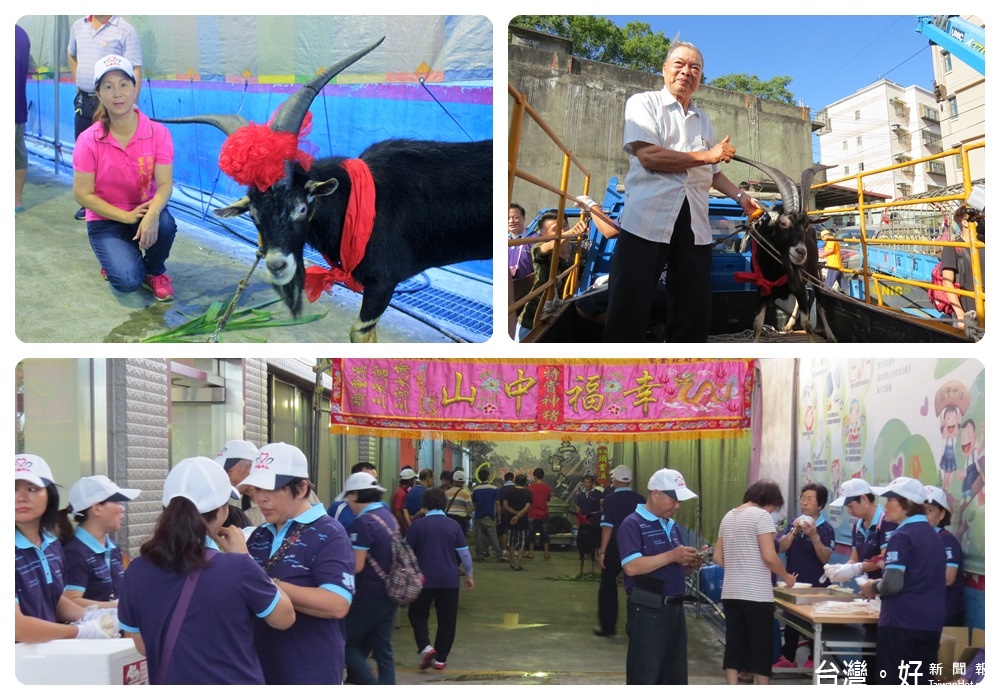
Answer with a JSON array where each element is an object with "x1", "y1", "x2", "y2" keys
[{"x1": 15, "y1": 639, "x2": 147, "y2": 685}]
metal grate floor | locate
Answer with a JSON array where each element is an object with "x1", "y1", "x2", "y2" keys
[{"x1": 171, "y1": 199, "x2": 492, "y2": 342}]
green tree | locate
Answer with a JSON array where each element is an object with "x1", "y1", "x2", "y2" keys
[
  {"x1": 708, "y1": 74, "x2": 796, "y2": 104},
  {"x1": 511, "y1": 15, "x2": 672, "y2": 73}
]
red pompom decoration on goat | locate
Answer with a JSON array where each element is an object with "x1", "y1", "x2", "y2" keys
[{"x1": 218, "y1": 112, "x2": 316, "y2": 192}]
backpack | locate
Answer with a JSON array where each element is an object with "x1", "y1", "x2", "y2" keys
[
  {"x1": 929, "y1": 261, "x2": 958, "y2": 314},
  {"x1": 364, "y1": 512, "x2": 425, "y2": 605}
]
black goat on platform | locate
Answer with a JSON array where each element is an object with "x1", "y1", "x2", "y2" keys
[
  {"x1": 158, "y1": 38, "x2": 491, "y2": 342},
  {"x1": 733, "y1": 155, "x2": 836, "y2": 342}
]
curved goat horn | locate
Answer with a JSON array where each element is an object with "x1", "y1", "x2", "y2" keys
[
  {"x1": 269, "y1": 36, "x2": 386, "y2": 135},
  {"x1": 154, "y1": 113, "x2": 250, "y2": 136},
  {"x1": 800, "y1": 165, "x2": 832, "y2": 214},
  {"x1": 732, "y1": 154, "x2": 799, "y2": 212}
]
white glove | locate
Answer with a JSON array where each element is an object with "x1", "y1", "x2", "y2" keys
[
  {"x1": 73, "y1": 616, "x2": 118, "y2": 639},
  {"x1": 577, "y1": 194, "x2": 599, "y2": 210},
  {"x1": 81, "y1": 605, "x2": 119, "y2": 622},
  {"x1": 824, "y1": 562, "x2": 864, "y2": 583}
]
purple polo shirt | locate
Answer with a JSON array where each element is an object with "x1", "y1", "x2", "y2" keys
[
  {"x1": 406, "y1": 510, "x2": 469, "y2": 588},
  {"x1": 72, "y1": 109, "x2": 173, "y2": 222},
  {"x1": 247, "y1": 504, "x2": 356, "y2": 685},
  {"x1": 575, "y1": 487, "x2": 603, "y2": 523},
  {"x1": 600, "y1": 487, "x2": 646, "y2": 531},
  {"x1": 15, "y1": 25, "x2": 30, "y2": 124},
  {"x1": 775, "y1": 515, "x2": 835, "y2": 586},
  {"x1": 617, "y1": 505, "x2": 686, "y2": 597},
  {"x1": 852, "y1": 504, "x2": 897, "y2": 579},
  {"x1": 508, "y1": 232, "x2": 536, "y2": 278},
  {"x1": 15, "y1": 529, "x2": 65, "y2": 622},
  {"x1": 404, "y1": 484, "x2": 427, "y2": 515},
  {"x1": 349, "y1": 503, "x2": 397, "y2": 601},
  {"x1": 118, "y1": 552, "x2": 281, "y2": 684},
  {"x1": 879, "y1": 515, "x2": 946, "y2": 632},
  {"x1": 63, "y1": 528, "x2": 125, "y2": 601},
  {"x1": 938, "y1": 527, "x2": 965, "y2": 623}
]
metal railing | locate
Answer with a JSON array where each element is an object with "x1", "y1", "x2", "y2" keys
[
  {"x1": 810, "y1": 140, "x2": 985, "y2": 329},
  {"x1": 508, "y1": 82, "x2": 594, "y2": 337}
]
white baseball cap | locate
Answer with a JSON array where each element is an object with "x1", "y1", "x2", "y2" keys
[
  {"x1": 15, "y1": 453, "x2": 54, "y2": 487},
  {"x1": 238, "y1": 442, "x2": 309, "y2": 491},
  {"x1": 94, "y1": 54, "x2": 136, "y2": 88},
  {"x1": 924, "y1": 485, "x2": 950, "y2": 511},
  {"x1": 873, "y1": 477, "x2": 927, "y2": 504},
  {"x1": 453, "y1": 470, "x2": 467, "y2": 483},
  {"x1": 399, "y1": 468, "x2": 417, "y2": 480},
  {"x1": 337, "y1": 472, "x2": 386, "y2": 501},
  {"x1": 69, "y1": 475, "x2": 141, "y2": 515},
  {"x1": 163, "y1": 457, "x2": 239, "y2": 514},
  {"x1": 214, "y1": 439, "x2": 259, "y2": 468},
  {"x1": 829, "y1": 478, "x2": 874, "y2": 507},
  {"x1": 611, "y1": 465, "x2": 633, "y2": 483},
  {"x1": 647, "y1": 468, "x2": 698, "y2": 500}
]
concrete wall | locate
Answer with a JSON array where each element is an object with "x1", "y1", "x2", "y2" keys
[{"x1": 508, "y1": 43, "x2": 816, "y2": 219}]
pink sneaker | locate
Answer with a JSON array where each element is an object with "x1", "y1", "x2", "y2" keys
[
  {"x1": 143, "y1": 273, "x2": 174, "y2": 301},
  {"x1": 433, "y1": 661, "x2": 447, "y2": 670},
  {"x1": 772, "y1": 657, "x2": 796, "y2": 669},
  {"x1": 419, "y1": 646, "x2": 437, "y2": 670}
]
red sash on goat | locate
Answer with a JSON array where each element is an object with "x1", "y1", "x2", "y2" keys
[
  {"x1": 733, "y1": 238, "x2": 787, "y2": 296},
  {"x1": 304, "y1": 158, "x2": 375, "y2": 300}
]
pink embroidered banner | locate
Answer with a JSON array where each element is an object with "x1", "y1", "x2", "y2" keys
[{"x1": 330, "y1": 359, "x2": 753, "y2": 438}]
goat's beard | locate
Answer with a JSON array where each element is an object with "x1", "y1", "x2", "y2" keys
[{"x1": 274, "y1": 257, "x2": 306, "y2": 317}]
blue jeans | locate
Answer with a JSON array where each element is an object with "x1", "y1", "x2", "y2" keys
[
  {"x1": 345, "y1": 594, "x2": 397, "y2": 685},
  {"x1": 87, "y1": 208, "x2": 176, "y2": 293}
]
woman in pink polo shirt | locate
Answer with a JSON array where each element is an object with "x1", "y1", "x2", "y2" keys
[{"x1": 73, "y1": 54, "x2": 176, "y2": 301}]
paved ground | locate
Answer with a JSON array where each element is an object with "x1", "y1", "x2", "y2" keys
[
  {"x1": 15, "y1": 158, "x2": 492, "y2": 344},
  {"x1": 378, "y1": 547, "x2": 812, "y2": 686}
]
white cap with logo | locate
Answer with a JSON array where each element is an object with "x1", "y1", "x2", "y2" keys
[
  {"x1": 163, "y1": 457, "x2": 239, "y2": 514},
  {"x1": 337, "y1": 472, "x2": 386, "y2": 501},
  {"x1": 15, "y1": 454, "x2": 54, "y2": 487},
  {"x1": 94, "y1": 54, "x2": 136, "y2": 87},
  {"x1": 238, "y1": 442, "x2": 309, "y2": 491},
  {"x1": 647, "y1": 468, "x2": 698, "y2": 500},
  {"x1": 924, "y1": 485, "x2": 950, "y2": 511},
  {"x1": 69, "y1": 475, "x2": 141, "y2": 515},
  {"x1": 214, "y1": 439, "x2": 259, "y2": 468},
  {"x1": 873, "y1": 477, "x2": 927, "y2": 504},
  {"x1": 399, "y1": 468, "x2": 417, "y2": 480},
  {"x1": 829, "y1": 478, "x2": 874, "y2": 507}
]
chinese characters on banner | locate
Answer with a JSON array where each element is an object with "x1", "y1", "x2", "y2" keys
[{"x1": 330, "y1": 358, "x2": 752, "y2": 438}]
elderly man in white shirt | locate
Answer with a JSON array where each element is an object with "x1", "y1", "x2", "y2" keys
[{"x1": 603, "y1": 42, "x2": 761, "y2": 343}]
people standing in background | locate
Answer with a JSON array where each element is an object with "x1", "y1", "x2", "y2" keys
[
  {"x1": 713, "y1": 479, "x2": 797, "y2": 685},
  {"x1": 393, "y1": 467, "x2": 416, "y2": 533},
  {"x1": 58, "y1": 475, "x2": 141, "y2": 607},
  {"x1": 214, "y1": 439, "x2": 262, "y2": 526},
  {"x1": 503, "y1": 474, "x2": 533, "y2": 570},
  {"x1": 118, "y1": 457, "x2": 295, "y2": 683},
  {"x1": 471, "y1": 466, "x2": 504, "y2": 563},
  {"x1": 572, "y1": 473, "x2": 603, "y2": 577},
  {"x1": 343, "y1": 472, "x2": 398, "y2": 685},
  {"x1": 240, "y1": 443, "x2": 355, "y2": 685},
  {"x1": 15, "y1": 454, "x2": 110, "y2": 642},
  {"x1": 443, "y1": 470, "x2": 473, "y2": 534},
  {"x1": 67, "y1": 15, "x2": 143, "y2": 221},
  {"x1": 595, "y1": 465, "x2": 645, "y2": 638},
  {"x1": 328, "y1": 461, "x2": 380, "y2": 529},
  {"x1": 859, "y1": 477, "x2": 946, "y2": 685},
  {"x1": 772, "y1": 483, "x2": 834, "y2": 669},
  {"x1": 406, "y1": 487, "x2": 475, "y2": 672},
  {"x1": 525, "y1": 467, "x2": 552, "y2": 559},
  {"x1": 924, "y1": 485, "x2": 965, "y2": 626},
  {"x1": 15, "y1": 24, "x2": 34, "y2": 214},
  {"x1": 618, "y1": 468, "x2": 702, "y2": 684}
]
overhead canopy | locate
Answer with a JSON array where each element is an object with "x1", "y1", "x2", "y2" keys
[{"x1": 330, "y1": 358, "x2": 753, "y2": 441}]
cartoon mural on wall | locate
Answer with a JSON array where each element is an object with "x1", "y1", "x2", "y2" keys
[{"x1": 797, "y1": 358, "x2": 984, "y2": 576}]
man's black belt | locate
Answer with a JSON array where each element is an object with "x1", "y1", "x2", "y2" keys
[{"x1": 663, "y1": 595, "x2": 685, "y2": 605}]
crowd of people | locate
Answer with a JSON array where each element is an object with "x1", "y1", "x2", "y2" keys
[{"x1": 16, "y1": 447, "x2": 967, "y2": 686}]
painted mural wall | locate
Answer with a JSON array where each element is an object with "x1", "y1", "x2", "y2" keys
[{"x1": 796, "y1": 358, "x2": 985, "y2": 575}]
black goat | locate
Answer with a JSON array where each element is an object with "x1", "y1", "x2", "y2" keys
[
  {"x1": 158, "y1": 38, "x2": 491, "y2": 342},
  {"x1": 733, "y1": 155, "x2": 836, "y2": 342}
]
